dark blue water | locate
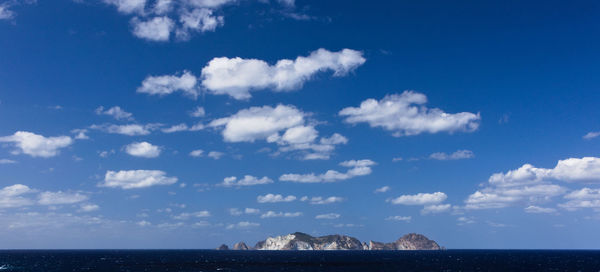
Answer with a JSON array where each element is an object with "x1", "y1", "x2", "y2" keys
[{"x1": 0, "y1": 250, "x2": 598, "y2": 271}]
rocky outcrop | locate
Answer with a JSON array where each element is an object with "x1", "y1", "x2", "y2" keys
[
  {"x1": 254, "y1": 232, "x2": 363, "y2": 250},
  {"x1": 218, "y1": 232, "x2": 441, "y2": 250},
  {"x1": 363, "y1": 233, "x2": 441, "y2": 250},
  {"x1": 233, "y1": 242, "x2": 251, "y2": 250},
  {"x1": 216, "y1": 244, "x2": 229, "y2": 250}
]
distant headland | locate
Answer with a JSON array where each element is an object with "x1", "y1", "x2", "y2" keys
[{"x1": 217, "y1": 232, "x2": 441, "y2": 250}]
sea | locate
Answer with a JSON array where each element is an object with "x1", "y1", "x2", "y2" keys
[{"x1": 0, "y1": 250, "x2": 598, "y2": 271}]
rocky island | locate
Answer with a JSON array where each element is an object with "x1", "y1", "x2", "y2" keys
[{"x1": 217, "y1": 232, "x2": 441, "y2": 250}]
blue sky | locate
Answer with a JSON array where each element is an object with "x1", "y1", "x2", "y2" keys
[{"x1": 1, "y1": 0, "x2": 600, "y2": 249}]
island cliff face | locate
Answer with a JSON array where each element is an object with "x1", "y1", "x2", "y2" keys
[{"x1": 221, "y1": 232, "x2": 440, "y2": 250}]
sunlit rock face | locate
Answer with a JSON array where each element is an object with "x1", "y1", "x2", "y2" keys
[
  {"x1": 254, "y1": 232, "x2": 370, "y2": 250},
  {"x1": 364, "y1": 233, "x2": 441, "y2": 250},
  {"x1": 222, "y1": 232, "x2": 441, "y2": 251},
  {"x1": 233, "y1": 242, "x2": 251, "y2": 250}
]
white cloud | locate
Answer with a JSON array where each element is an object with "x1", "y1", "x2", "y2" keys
[
  {"x1": 374, "y1": 186, "x2": 390, "y2": 193},
  {"x1": 389, "y1": 192, "x2": 447, "y2": 205},
  {"x1": 244, "y1": 207, "x2": 260, "y2": 214},
  {"x1": 189, "y1": 106, "x2": 205, "y2": 117},
  {"x1": 137, "y1": 220, "x2": 152, "y2": 227},
  {"x1": 260, "y1": 211, "x2": 302, "y2": 218},
  {"x1": 300, "y1": 196, "x2": 344, "y2": 205},
  {"x1": 131, "y1": 16, "x2": 174, "y2": 41},
  {"x1": 257, "y1": 194, "x2": 296, "y2": 203},
  {"x1": 0, "y1": 3, "x2": 15, "y2": 20},
  {"x1": 201, "y1": 48, "x2": 365, "y2": 100},
  {"x1": 189, "y1": 149, "x2": 204, "y2": 157},
  {"x1": 220, "y1": 175, "x2": 273, "y2": 187},
  {"x1": 210, "y1": 104, "x2": 305, "y2": 142},
  {"x1": 583, "y1": 131, "x2": 600, "y2": 140},
  {"x1": 226, "y1": 221, "x2": 260, "y2": 229},
  {"x1": 559, "y1": 188, "x2": 600, "y2": 211},
  {"x1": 339, "y1": 91, "x2": 481, "y2": 137},
  {"x1": 207, "y1": 151, "x2": 224, "y2": 159},
  {"x1": 209, "y1": 104, "x2": 346, "y2": 159},
  {"x1": 38, "y1": 191, "x2": 88, "y2": 206},
  {"x1": 95, "y1": 106, "x2": 133, "y2": 120},
  {"x1": 124, "y1": 142, "x2": 161, "y2": 158},
  {"x1": 421, "y1": 204, "x2": 451, "y2": 214},
  {"x1": 315, "y1": 213, "x2": 340, "y2": 219},
  {"x1": 161, "y1": 123, "x2": 189, "y2": 133},
  {"x1": 137, "y1": 70, "x2": 198, "y2": 97},
  {"x1": 280, "y1": 159, "x2": 375, "y2": 183},
  {"x1": 229, "y1": 207, "x2": 260, "y2": 216},
  {"x1": 385, "y1": 215, "x2": 411, "y2": 222},
  {"x1": 91, "y1": 123, "x2": 160, "y2": 136},
  {"x1": 104, "y1": 0, "x2": 147, "y2": 14},
  {"x1": 524, "y1": 205, "x2": 557, "y2": 214},
  {"x1": 0, "y1": 131, "x2": 73, "y2": 158},
  {"x1": 462, "y1": 158, "x2": 600, "y2": 210},
  {"x1": 78, "y1": 204, "x2": 100, "y2": 212},
  {"x1": 176, "y1": 8, "x2": 223, "y2": 40},
  {"x1": 172, "y1": 211, "x2": 211, "y2": 220},
  {"x1": 0, "y1": 159, "x2": 16, "y2": 164},
  {"x1": 99, "y1": 170, "x2": 178, "y2": 189},
  {"x1": 429, "y1": 150, "x2": 474, "y2": 160},
  {"x1": 0, "y1": 184, "x2": 35, "y2": 208},
  {"x1": 71, "y1": 129, "x2": 90, "y2": 140},
  {"x1": 457, "y1": 216, "x2": 475, "y2": 225}
]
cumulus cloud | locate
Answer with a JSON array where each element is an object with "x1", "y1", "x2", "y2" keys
[
  {"x1": 99, "y1": 170, "x2": 178, "y2": 189},
  {"x1": 38, "y1": 191, "x2": 88, "y2": 206},
  {"x1": 138, "y1": 70, "x2": 198, "y2": 97},
  {"x1": 0, "y1": 131, "x2": 73, "y2": 158},
  {"x1": 429, "y1": 150, "x2": 474, "y2": 160},
  {"x1": 176, "y1": 8, "x2": 223, "y2": 40},
  {"x1": 226, "y1": 221, "x2": 260, "y2": 229},
  {"x1": 189, "y1": 106, "x2": 205, "y2": 117},
  {"x1": 583, "y1": 131, "x2": 600, "y2": 140},
  {"x1": 462, "y1": 157, "x2": 600, "y2": 210},
  {"x1": 91, "y1": 123, "x2": 160, "y2": 136},
  {"x1": 189, "y1": 149, "x2": 204, "y2": 157},
  {"x1": 0, "y1": 184, "x2": 35, "y2": 208},
  {"x1": 559, "y1": 188, "x2": 600, "y2": 211},
  {"x1": 200, "y1": 48, "x2": 365, "y2": 100},
  {"x1": 229, "y1": 207, "x2": 260, "y2": 216},
  {"x1": 124, "y1": 142, "x2": 161, "y2": 158},
  {"x1": 524, "y1": 205, "x2": 557, "y2": 214},
  {"x1": 339, "y1": 91, "x2": 481, "y2": 137},
  {"x1": 374, "y1": 186, "x2": 390, "y2": 193},
  {"x1": 95, "y1": 106, "x2": 133, "y2": 120},
  {"x1": 315, "y1": 213, "x2": 340, "y2": 219},
  {"x1": 100, "y1": 0, "x2": 244, "y2": 41},
  {"x1": 131, "y1": 16, "x2": 174, "y2": 41},
  {"x1": 78, "y1": 204, "x2": 100, "y2": 213},
  {"x1": 209, "y1": 104, "x2": 346, "y2": 159},
  {"x1": 71, "y1": 129, "x2": 90, "y2": 140},
  {"x1": 389, "y1": 192, "x2": 447, "y2": 205},
  {"x1": 385, "y1": 216, "x2": 411, "y2": 222},
  {"x1": 257, "y1": 194, "x2": 296, "y2": 203},
  {"x1": 219, "y1": 175, "x2": 273, "y2": 187},
  {"x1": 103, "y1": 0, "x2": 147, "y2": 14},
  {"x1": 0, "y1": 159, "x2": 16, "y2": 164},
  {"x1": 300, "y1": 196, "x2": 344, "y2": 205},
  {"x1": 279, "y1": 159, "x2": 375, "y2": 183},
  {"x1": 207, "y1": 151, "x2": 224, "y2": 159},
  {"x1": 210, "y1": 104, "x2": 305, "y2": 142},
  {"x1": 0, "y1": 3, "x2": 15, "y2": 20},
  {"x1": 172, "y1": 211, "x2": 211, "y2": 220},
  {"x1": 260, "y1": 211, "x2": 302, "y2": 218},
  {"x1": 421, "y1": 204, "x2": 451, "y2": 214}
]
